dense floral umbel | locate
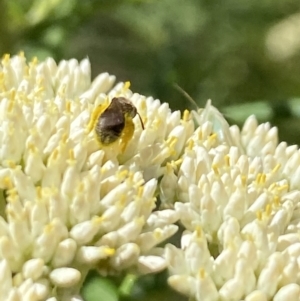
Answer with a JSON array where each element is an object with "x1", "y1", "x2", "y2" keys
[
  {"x1": 162, "y1": 104, "x2": 300, "y2": 300},
  {"x1": 1, "y1": 53, "x2": 300, "y2": 301},
  {"x1": 0, "y1": 53, "x2": 191, "y2": 301}
]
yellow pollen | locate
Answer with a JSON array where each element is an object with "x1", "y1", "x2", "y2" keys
[
  {"x1": 244, "y1": 233, "x2": 253, "y2": 242},
  {"x1": 34, "y1": 86, "x2": 45, "y2": 97},
  {"x1": 127, "y1": 172, "x2": 134, "y2": 184},
  {"x1": 117, "y1": 170, "x2": 128, "y2": 180},
  {"x1": 166, "y1": 162, "x2": 174, "y2": 174},
  {"x1": 7, "y1": 161, "x2": 16, "y2": 169},
  {"x1": 6, "y1": 188, "x2": 17, "y2": 201},
  {"x1": 118, "y1": 195, "x2": 126, "y2": 207},
  {"x1": 2, "y1": 177, "x2": 13, "y2": 189},
  {"x1": 51, "y1": 149, "x2": 59, "y2": 161},
  {"x1": 31, "y1": 57, "x2": 38, "y2": 65},
  {"x1": 198, "y1": 130, "x2": 203, "y2": 140},
  {"x1": 61, "y1": 133, "x2": 68, "y2": 144},
  {"x1": 256, "y1": 173, "x2": 262, "y2": 184},
  {"x1": 173, "y1": 158, "x2": 183, "y2": 166},
  {"x1": 104, "y1": 247, "x2": 115, "y2": 256},
  {"x1": 272, "y1": 164, "x2": 281, "y2": 173},
  {"x1": 124, "y1": 81, "x2": 131, "y2": 90},
  {"x1": 265, "y1": 204, "x2": 272, "y2": 217},
  {"x1": 273, "y1": 195, "x2": 280, "y2": 207},
  {"x1": 0, "y1": 72, "x2": 4, "y2": 90},
  {"x1": 169, "y1": 149, "x2": 177, "y2": 157},
  {"x1": 2, "y1": 53, "x2": 10, "y2": 63},
  {"x1": 36, "y1": 186, "x2": 42, "y2": 199},
  {"x1": 10, "y1": 89, "x2": 16, "y2": 101},
  {"x1": 209, "y1": 133, "x2": 217, "y2": 142},
  {"x1": 92, "y1": 216, "x2": 103, "y2": 225},
  {"x1": 182, "y1": 110, "x2": 190, "y2": 121},
  {"x1": 268, "y1": 182, "x2": 277, "y2": 191},
  {"x1": 7, "y1": 100, "x2": 15, "y2": 113},
  {"x1": 100, "y1": 166, "x2": 107, "y2": 174},
  {"x1": 277, "y1": 184, "x2": 289, "y2": 192},
  {"x1": 44, "y1": 223, "x2": 54, "y2": 234},
  {"x1": 5, "y1": 208, "x2": 15, "y2": 220},
  {"x1": 66, "y1": 100, "x2": 71, "y2": 113},
  {"x1": 187, "y1": 139, "x2": 194, "y2": 150},
  {"x1": 140, "y1": 98, "x2": 146, "y2": 110},
  {"x1": 28, "y1": 143, "x2": 37, "y2": 153},
  {"x1": 241, "y1": 175, "x2": 247, "y2": 186},
  {"x1": 69, "y1": 149, "x2": 75, "y2": 161},
  {"x1": 137, "y1": 186, "x2": 144, "y2": 198},
  {"x1": 195, "y1": 225, "x2": 202, "y2": 238},
  {"x1": 135, "y1": 216, "x2": 145, "y2": 225},
  {"x1": 225, "y1": 155, "x2": 230, "y2": 167},
  {"x1": 212, "y1": 164, "x2": 219, "y2": 176},
  {"x1": 153, "y1": 119, "x2": 162, "y2": 129},
  {"x1": 77, "y1": 182, "x2": 84, "y2": 193},
  {"x1": 169, "y1": 136, "x2": 178, "y2": 148},
  {"x1": 199, "y1": 268, "x2": 206, "y2": 279},
  {"x1": 87, "y1": 99, "x2": 109, "y2": 132},
  {"x1": 260, "y1": 173, "x2": 266, "y2": 184},
  {"x1": 154, "y1": 229, "x2": 162, "y2": 239},
  {"x1": 58, "y1": 84, "x2": 67, "y2": 97},
  {"x1": 24, "y1": 66, "x2": 29, "y2": 77},
  {"x1": 135, "y1": 179, "x2": 145, "y2": 189},
  {"x1": 256, "y1": 210, "x2": 262, "y2": 221},
  {"x1": 36, "y1": 77, "x2": 44, "y2": 87}
]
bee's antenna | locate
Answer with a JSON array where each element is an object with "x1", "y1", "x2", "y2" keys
[
  {"x1": 173, "y1": 83, "x2": 199, "y2": 109},
  {"x1": 137, "y1": 113, "x2": 145, "y2": 130}
]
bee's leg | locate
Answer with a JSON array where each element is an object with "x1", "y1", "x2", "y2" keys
[{"x1": 120, "y1": 115, "x2": 135, "y2": 153}]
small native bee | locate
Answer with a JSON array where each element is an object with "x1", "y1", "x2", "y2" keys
[{"x1": 88, "y1": 97, "x2": 144, "y2": 152}]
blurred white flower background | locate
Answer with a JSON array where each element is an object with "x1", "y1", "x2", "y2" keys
[{"x1": 0, "y1": 54, "x2": 300, "y2": 301}]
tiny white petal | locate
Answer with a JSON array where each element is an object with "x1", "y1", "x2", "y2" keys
[
  {"x1": 0, "y1": 260, "x2": 12, "y2": 300},
  {"x1": 49, "y1": 268, "x2": 81, "y2": 288},
  {"x1": 7, "y1": 289, "x2": 21, "y2": 301},
  {"x1": 137, "y1": 255, "x2": 167, "y2": 274},
  {"x1": 51, "y1": 238, "x2": 77, "y2": 268},
  {"x1": 168, "y1": 275, "x2": 196, "y2": 297},
  {"x1": 244, "y1": 290, "x2": 268, "y2": 301},
  {"x1": 22, "y1": 258, "x2": 44, "y2": 281},
  {"x1": 76, "y1": 246, "x2": 115, "y2": 264},
  {"x1": 70, "y1": 217, "x2": 102, "y2": 245},
  {"x1": 110, "y1": 243, "x2": 140, "y2": 270},
  {"x1": 273, "y1": 284, "x2": 300, "y2": 301}
]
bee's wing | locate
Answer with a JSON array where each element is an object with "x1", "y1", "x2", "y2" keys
[{"x1": 100, "y1": 98, "x2": 125, "y2": 128}]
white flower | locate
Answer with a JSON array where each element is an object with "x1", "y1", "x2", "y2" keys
[
  {"x1": 0, "y1": 53, "x2": 188, "y2": 301},
  {"x1": 163, "y1": 104, "x2": 300, "y2": 300},
  {"x1": 1, "y1": 52, "x2": 299, "y2": 301}
]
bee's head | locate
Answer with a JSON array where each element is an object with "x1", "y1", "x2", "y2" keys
[
  {"x1": 114, "y1": 97, "x2": 136, "y2": 118},
  {"x1": 114, "y1": 97, "x2": 144, "y2": 129}
]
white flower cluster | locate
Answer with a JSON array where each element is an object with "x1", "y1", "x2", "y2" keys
[
  {"x1": 162, "y1": 102, "x2": 300, "y2": 300},
  {"x1": 1, "y1": 53, "x2": 300, "y2": 301},
  {"x1": 0, "y1": 53, "x2": 193, "y2": 301}
]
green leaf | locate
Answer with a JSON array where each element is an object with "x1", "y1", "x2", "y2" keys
[{"x1": 81, "y1": 275, "x2": 119, "y2": 301}]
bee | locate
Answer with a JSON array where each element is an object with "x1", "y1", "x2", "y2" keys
[{"x1": 88, "y1": 97, "x2": 144, "y2": 153}]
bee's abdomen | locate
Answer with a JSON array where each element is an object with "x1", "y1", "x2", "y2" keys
[{"x1": 95, "y1": 117, "x2": 125, "y2": 145}]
